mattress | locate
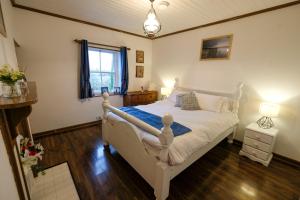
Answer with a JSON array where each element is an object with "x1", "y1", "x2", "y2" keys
[{"x1": 108, "y1": 100, "x2": 239, "y2": 165}]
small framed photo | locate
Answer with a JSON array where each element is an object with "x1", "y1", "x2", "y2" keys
[
  {"x1": 136, "y1": 50, "x2": 144, "y2": 63},
  {"x1": 136, "y1": 66, "x2": 144, "y2": 78},
  {"x1": 0, "y1": 2, "x2": 7, "y2": 37},
  {"x1": 101, "y1": 87, "x2": 109, "y2": 94},
  {"x1": 114, "y1": 87, "x2": 120, "y2": 94},
  {"x1": 200, "y1": 35, "x2": 233, "y2": 60}
]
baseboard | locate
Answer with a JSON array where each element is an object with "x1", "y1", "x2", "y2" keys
[
  {"x1": 233, "y1": 139, "x2": 300, "y2": 168},
  {"x1": 33, "y1": 120, "x2": 101, "y2": 139}
]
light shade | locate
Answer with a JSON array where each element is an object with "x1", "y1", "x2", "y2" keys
[
  {"x1": 143, "y1": 2, "x2": 161, "y2": 37},
  {"x1": 161, "y1": 87, "x2": 172, "y2": 96},
  {"x1": 259, "y1": 102, "x2": 280, "y2": 117}
]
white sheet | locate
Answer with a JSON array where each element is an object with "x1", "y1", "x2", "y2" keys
[{"x1": 108, "y1": 100, "x2": 239, "y2": 165}]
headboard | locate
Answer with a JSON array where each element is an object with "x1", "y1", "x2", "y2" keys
[{"x1": 173, "y1": 78, "x2": 244, "y2": 115}]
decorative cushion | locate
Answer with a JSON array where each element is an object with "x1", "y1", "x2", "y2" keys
[
  {"x1": 175, "y1": 94, "x2": 185, "y2": 107},
  {"x1": 167, "y1": 89, "x2": 187, "y2": 104},
  {"x1": 194, "y1": 92, "x2": 224, "y2": 112},
  {"x1": 181, "y1": 92, "x2": 200, "y2": 110}
]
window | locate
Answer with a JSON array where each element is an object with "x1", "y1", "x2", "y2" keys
[{"x1": 88, "y1": 47, "x2": 121, "y2": 94}]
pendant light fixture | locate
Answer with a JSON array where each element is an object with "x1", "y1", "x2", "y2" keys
[{"x1": 143, "y1": 0, "x2": 161, "y2": 38}]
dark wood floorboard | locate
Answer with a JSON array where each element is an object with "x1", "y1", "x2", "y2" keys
[{"x1": 35, "y1": 125, "x2": 300, "y2": 200}]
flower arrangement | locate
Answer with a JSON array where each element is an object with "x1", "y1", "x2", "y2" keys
[
  {"x1": 0, "y1": 64, "x2": 25, "y2": 85},
  {"x1": 19, "y1": 137, "x2": 45, "y2": 177},
  {"x1": 20, "y1": 137, "x2": 44, "y2": 166}
]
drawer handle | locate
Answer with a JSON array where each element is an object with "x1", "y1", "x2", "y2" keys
[
  {"x1": 255, "y1": 135, "x2": 261, "y2": 140},
  {"x1": 254, "y1": 143, "x2": 259, "y2": 148},
  {"x1": 252, "y1": 151, "x2": 257, "y2": 157}
]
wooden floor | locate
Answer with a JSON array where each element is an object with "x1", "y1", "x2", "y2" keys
[{"x1": 35, "y1": 125, "x2": 300, "y2": 200}]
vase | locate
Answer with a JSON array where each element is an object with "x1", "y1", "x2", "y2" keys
[
  {"x1": 21, "y1": 156, "x2": 38, "y2": 166},
  {"x1": 1, "y1": 82, "x2": 21, "y2": 97}
]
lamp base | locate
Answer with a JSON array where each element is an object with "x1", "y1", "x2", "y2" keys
[{"x1": 257, "y1": 116, "x2": 274, "y2": 129}]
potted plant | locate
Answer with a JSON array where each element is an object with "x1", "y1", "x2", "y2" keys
[{"x1": 0, "y1": 64, "x2": 25, "y2": 97}]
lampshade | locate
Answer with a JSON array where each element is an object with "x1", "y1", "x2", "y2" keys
[
  {"x1": 161, "y1": 87, "x2": 172, "y2": 96},
  {"x1": 143, "y1": 0, "x2": 161, "y2": 38},
  {"x1": 259, "y1": 102, "x2": 280, "y2": 117}
]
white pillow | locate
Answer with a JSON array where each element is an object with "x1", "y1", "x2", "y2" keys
[
  {"x1": 194, "y1": 92, "x2": 224, "y2": 112},
  {"x1": 167, "y1": 89, "x2": 188, "y2": 103},
  {"x1": 220, "y1": 97, "x2": 232, "y2": 113}
]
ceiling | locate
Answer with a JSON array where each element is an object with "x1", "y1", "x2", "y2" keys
[{"x1": 15, "y1": 0, "x2": 296, "y2": 37}]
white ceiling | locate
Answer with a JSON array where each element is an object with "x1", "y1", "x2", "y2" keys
[{"x1": 15, "y1": 0, "x2": 295, "y2": 36}]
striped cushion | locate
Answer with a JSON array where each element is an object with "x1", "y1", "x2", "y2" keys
[
  {"x1": 181, "y1": 92, "x2": 200, "y2": 110},
  {"x1": 175, "y1": 94, "x2": 185, "y2": 107}
]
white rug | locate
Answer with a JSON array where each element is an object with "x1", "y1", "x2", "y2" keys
[{"x1": 31, "y1": 162, "x2": 80, "y2": 200}]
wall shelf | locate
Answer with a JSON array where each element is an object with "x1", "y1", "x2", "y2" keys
[{"x1": 0, "y1": 81, "x2": 38, "y2": 200}]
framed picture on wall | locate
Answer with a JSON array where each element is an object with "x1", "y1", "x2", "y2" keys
[
  {"x1": 114, "y1": 87, "x2": 120, "y2": 94},
  {"x1": 200, "y1": 35, "x2": 233, "y2": 60},
  {"x1": 136, "y1": 66, "x2": 144, "y2": 78},
  {"x1": 101, "y1": 87, "x2": 109, "y2": 94},
  {"x1": 136, "y1": 50, "x2": 144, "y2": 63},
  {"x1": 0, "y1": 2, "x2": 7, "y2": 37}
]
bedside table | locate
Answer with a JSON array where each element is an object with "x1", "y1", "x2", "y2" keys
[{"x1": 239, "y1": 123, "x2": 278, "y2": 167}]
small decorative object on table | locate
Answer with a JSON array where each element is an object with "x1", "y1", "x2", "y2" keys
[
  {"x1": 114, "y1": 87, "x2": 120, "y2": 95},
  {"x1": 141, "y1": 86, "x2": 144, "y2": 93},
  {"x1": 0, "y1": 64, "x2": 25, "y2": 98},
  {"x1": 19, "y1": 136, "x2": 45, "y2": 177},
  {"x1": 101, "y1": 87, "x2": 109, "y2": 94},
  {"x1": 239, "y1": 123, "x2": 278, "y2": 167},
  {"x1": 257, "y1": 102, "x2": 280, "y2": 129}
]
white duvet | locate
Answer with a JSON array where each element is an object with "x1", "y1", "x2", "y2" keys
[{"x1": 108, "y1": 100, "x2": 238, "y2": 165}]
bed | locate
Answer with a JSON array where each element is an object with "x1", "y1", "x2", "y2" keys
[{"x1": 101, "y1": 82, "x2": 243, "y2": 200}]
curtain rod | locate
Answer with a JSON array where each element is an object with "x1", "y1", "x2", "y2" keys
[{"x1": 74, "y1": 39, "x2": 131, "y2": 50}]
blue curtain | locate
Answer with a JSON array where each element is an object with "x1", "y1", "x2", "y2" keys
[
  {"x1": 79, "y1": 40, "x2": 93, "y2": 99},
  {"x1": 120, "y1": 47, "x2": 129, "y2": 95}
]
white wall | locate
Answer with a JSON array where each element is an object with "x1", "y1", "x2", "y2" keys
[
  {"x1": 14, "y1": 9, "x2": 152, "y2": 133},
  {"x1": 152, "y1": 5, "x2": 300, "y2": 161},
  {"x1": 0, "y1": 0, "x2": 20, "y2": 199}
]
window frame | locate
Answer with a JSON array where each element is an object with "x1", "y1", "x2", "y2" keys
[{"x1": 88, "y1": 46, "x2": 121, "y2": 97}]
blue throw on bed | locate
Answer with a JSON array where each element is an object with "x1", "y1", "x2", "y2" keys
[{"x1": 119, "y1": 107, "x2": 191, "y2": 137}]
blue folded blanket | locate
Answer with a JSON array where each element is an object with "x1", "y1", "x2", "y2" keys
[{"x1": 119, "y1": 107, "x2": 191, "y2": 137}]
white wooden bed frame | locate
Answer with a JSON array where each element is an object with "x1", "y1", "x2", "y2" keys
[{"x1": 102, "y1": 82, "x2": 243, "y2": 200}]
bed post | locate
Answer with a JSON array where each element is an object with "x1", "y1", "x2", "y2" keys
[
  {"x1": 228, "y1": 82, "x2": 244, "y2": 143},
  {"x1": 155, "y1": 114, "x2": 174, "y2": 200},
  {"x1": 159, "y1": 114, "x2": 174, "y2": 148},
  {"x1": 102, "y1": 92, "x2": 110, "y2": 148}
]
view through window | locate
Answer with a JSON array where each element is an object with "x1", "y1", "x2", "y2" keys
[{"x1": 88, "y1": 47, "x2": 121, "y2": 94}]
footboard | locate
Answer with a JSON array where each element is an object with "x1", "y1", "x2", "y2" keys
[
  {"x1": 102, "y1": 93, "x2": 173, "y2": 200},
  {"x1": 103, "y1": 116, "x2": 158, "y2": 186}
]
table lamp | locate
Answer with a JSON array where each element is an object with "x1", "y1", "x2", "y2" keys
[
  {"x1": 257, "y1": 102, "x2": 280, "y2": 129},
  {"x1": 161, "y1": 87, "x2": 172, "y2": 100}
]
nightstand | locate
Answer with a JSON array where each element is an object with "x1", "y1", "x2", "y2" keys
[{"x1": 239, "y1": 123, "x2": 278, "y2": 167}]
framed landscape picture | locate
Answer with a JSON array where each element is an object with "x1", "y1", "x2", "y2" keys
[
  {"x1": 136, "y1": 66, "x2": 144, "y2": 78},
  {"x1": 136, "y1": 50, "x2": 144, "y2": 63},
  {"x1": 0, "y1": 2, "x2": 7, "y2": 37},
  {"x1": 200, "y1": 35, "x2": 233, "y2": 60}
]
